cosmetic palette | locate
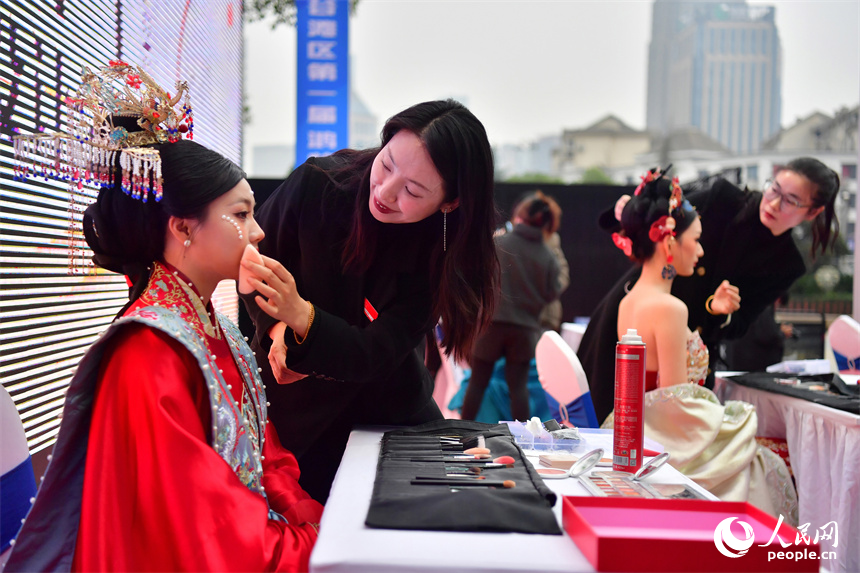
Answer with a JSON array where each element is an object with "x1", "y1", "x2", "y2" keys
[
  {"x1": 582, "y1": 472, "x2": 656, "y2": 498},
  {"x1": 580, "y1": 471, "x2": 709, "y2": 500}
]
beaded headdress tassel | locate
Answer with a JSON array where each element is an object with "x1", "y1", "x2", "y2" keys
[{"x1": 12, "y1": 60, "x2": 193, "y2": 203}]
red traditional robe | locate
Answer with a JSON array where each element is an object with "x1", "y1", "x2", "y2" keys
[{"x1": 69, "y1": 265, "x2": 323, "y2": 572}]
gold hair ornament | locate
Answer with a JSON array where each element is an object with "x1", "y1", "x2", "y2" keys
[{"x1": 12, "y1": 60, "x2": 194, "y2": 203}]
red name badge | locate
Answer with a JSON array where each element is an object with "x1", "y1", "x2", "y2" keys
[{"x1": 364, "y1": 298, "x2": 378, "y2": 322}]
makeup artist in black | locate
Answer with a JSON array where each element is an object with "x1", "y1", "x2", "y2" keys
[{"x1": 241, "y1": 100, "x2": 498, "y2": 503}]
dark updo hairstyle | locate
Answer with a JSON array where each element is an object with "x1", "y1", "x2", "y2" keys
[
  {"x1": 513, "y1": 190, "x2": 560, "y2": 234},
  {"x1": 781, "y1": 157, "x2": 840, "y2": 258},
  {"x1": 83, "y1": 126, "x2": 245, "y2": 314},
  {"x1": 619, "y1": 168, "x2": 699, "y2": 263},
  {"x1": 326, "y1": 99, "x2": 498, "y2": 361}
]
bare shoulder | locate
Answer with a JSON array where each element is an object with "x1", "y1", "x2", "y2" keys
[{"x1": 645, "y1": 293, "x2": 688, "y2": 323}]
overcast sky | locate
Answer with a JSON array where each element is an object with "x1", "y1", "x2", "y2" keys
[{"x1": 242, "y1": 0, "x2": 859, "y2": 170}]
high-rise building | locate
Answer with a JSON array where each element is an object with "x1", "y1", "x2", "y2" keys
[{"x1": 646, "y1": 1, "x2": 782, "y2": 154}]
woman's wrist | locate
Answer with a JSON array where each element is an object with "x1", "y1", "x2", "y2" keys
[
  {"x1": 268, "y1": 321, "x2": 287, "y2": 342},
  {"x1": 293, "y1": 300, "x2": 315, "y2": 344},
  {"x1": 705, "y1": 295, "x2": 733, "y2": 328},
  {"x1": 705, "y1": 295, "x2": 720, "y2": 315}
]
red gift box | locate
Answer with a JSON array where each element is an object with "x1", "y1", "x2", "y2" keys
[{"x1": 562, "y1": 496, "x2": 820, "y2": 572}]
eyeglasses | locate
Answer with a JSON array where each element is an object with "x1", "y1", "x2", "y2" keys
[{"x1": 763, "y1": 179, "x2": 811, "y2": 211}]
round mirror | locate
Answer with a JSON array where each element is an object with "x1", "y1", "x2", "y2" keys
[
  {"x1": 569, "y1": 448, "x2": 605, "y2": 478},
  {"x1": 633, "y1": 451, "x2": 670, "y2": 481}
]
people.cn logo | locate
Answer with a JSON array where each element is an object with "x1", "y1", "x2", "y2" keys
[{"x1": 714, "y1": 517, "x2": 756, "y2": 558}]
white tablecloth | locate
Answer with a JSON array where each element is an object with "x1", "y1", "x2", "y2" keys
[
  {"x1": 715, "y1": 376, "x2": 860, "y2": 573},
  {"x1": 309, "y1": 428, "x2": 713, "y2": 573}
]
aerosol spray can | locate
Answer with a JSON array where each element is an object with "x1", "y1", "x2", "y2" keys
[{"x1": 612, "y1": 329, "x2": 646, "y2": 473}]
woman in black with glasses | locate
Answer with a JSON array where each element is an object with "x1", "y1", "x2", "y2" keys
[{"x1": 580, "y1": 157, "x2": 841, "y2": 423}]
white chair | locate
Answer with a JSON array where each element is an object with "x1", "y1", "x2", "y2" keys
[
  {"x1": 1, "y1": 386, "x2": 37, "y2": 565},
  {"x1": 535, "y1": 330, "x2": 599, "y2": 427},
  {"x1": 431, "y1": 341, "x2": 465, "y2": 419},
  {"x1": 824, "y1": 315, "x2": 860, "y2": 375}
]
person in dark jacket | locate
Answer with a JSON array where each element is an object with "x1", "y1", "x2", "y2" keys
[
  {"x1": 579, "y1": 157, "x2": 840, "y2": 424},
  {"x1": 240, "y1": 100, "x2": 498, "y2": 502},
  {"x1": 459, "y1": 194, "x2": 562, "y2": 421}
]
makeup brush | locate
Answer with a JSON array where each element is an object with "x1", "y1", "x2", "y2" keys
[
  {"x1": 410, "y1": 479, "x2": 516, "y2": 488},
  {"x1": 445, "y1": 466, "x2": 483, "y2": 474},
  {"x1": 416, "y1": 459, "x2": 515, "y2": 468},
  {"x1": 461, "y1": 433, "x2": 490, "y2": 450},
  {"x1": 385, "y1": 446, "x2": 465, "y2": 453},
  {"x1": 413, "y1": 475, "x2": 487, "y2": 481},
  {"x1": 463, "y1": 447, "x2": 490, "y2": 455},
  {"x1": 405, "y1": 454, "x2": 491, "y2": 461},
  {"x1": 386, "y1": 436, "x2": 461, "y2": 445}
]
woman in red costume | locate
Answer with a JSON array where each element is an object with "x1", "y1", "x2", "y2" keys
[{"x1": 6, "y1": 63, "x2": 322, "y2": 572}]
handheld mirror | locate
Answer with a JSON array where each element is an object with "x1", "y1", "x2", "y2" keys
[{"x1": 632, "y1": 451, "x2": 670, "y2": 481}]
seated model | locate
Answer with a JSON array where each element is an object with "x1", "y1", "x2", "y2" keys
[{"x1": 602, "y1": 169, "x2": 797, "y2": 524}]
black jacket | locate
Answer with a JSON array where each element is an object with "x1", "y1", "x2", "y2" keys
[
  {"x1": 578, "y1": 179, "x2": 806, "y2": 423},
  {"x1": 493, "y1": 224, "x2": 561, "y2": 329},
  {"x1": 242, "y1": 156, "x2": 444, "y2": 502}
]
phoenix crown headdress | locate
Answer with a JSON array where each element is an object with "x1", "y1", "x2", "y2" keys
[{"x1": 12, "y1": 60, "x2": 194, "y2": 202}]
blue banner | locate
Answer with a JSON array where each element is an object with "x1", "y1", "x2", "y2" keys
[{"x1": 296, "y1": 0, "x2": 349, "y2": 163}]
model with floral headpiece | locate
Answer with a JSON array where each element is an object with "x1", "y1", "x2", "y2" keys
[
  {"x1": 601, "y1": 169, "x2": 798, "y2": 524},
  {"x1": 579, "y1": 158, "x2": 841, "y2": 425},
  {"x1": 611, "y1": 168, "x2": 706, "y2": 388},
  {"x1": 7, "y1": 63, "x2": 322, "y2": 572}
]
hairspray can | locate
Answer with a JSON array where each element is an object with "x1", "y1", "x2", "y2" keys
[{"x1": 612, "y1": 329, "x2": 646, "y2": 473}]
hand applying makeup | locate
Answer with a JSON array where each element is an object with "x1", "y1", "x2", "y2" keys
[{"x1": 241, "y1": 250, "x2": 313, "y2": 384}]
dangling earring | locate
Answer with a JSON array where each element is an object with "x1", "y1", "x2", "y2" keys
[
  {"x1": 662, "y1": 254, "x2": 676, "y2": 280},
  {"x1": 184, "y1": 239, "x2": 191, "y2": 248},
  {"x1": 442, "y1": 208, "x2": 448, "y2": 252}
]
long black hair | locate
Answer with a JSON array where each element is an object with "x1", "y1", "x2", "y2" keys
[
  {"x1": 83, "y1": 136, "x2": 244, "y2": 315},
  {"x1": 328, "y1": 100, "x2": 498, "y2": 361},
  {"x1": 781, "y1": 157, "x2": 840, "y2": 258}
]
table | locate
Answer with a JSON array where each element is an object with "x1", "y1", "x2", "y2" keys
[
  {"x1": 309, "y1": 428, "x2": 715, "y2": 573},
  {"x1": 715, "y1": 375, "x2": 860, "y2": 573}
]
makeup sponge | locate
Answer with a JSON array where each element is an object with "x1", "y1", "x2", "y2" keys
[{"x1": 238, "y1": 244, "x2": 264, "y2": 294}]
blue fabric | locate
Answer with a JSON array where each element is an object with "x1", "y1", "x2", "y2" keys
[
  {"x1": 447, "y1": 358, "x2": 552, "y2": 423},
  {"x1": 1, "y1": 457, "x2": 36, "y2": 552},
  {"x1": 544, "y1": 391, "x2": 600, "y2": 428},
  {"x1": 834, "y1": 352, "x2": 858, "y2": 372}
]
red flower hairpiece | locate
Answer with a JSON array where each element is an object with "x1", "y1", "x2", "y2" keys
[
  {"x1": 612, "y1": 232, "x2": 633, "y2": 257},
  {"x1": 648, "y1": 215, "x2": 676, "y2": 242},
  {"x1": 634, "y1": 168, "x2": 661, "y2": 196},
  {"x1": 668, "y1": 177, "x2": 683, "y2": 211}
]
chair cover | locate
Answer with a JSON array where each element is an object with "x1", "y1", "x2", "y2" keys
[
  {"x1": 1, "y1": 386, "x2": 37, "y2": 563},
  {"x1": 535, "y1": 330, "x2": 599, "y2": 428},
  {"x1": 825, "y1": 314, "x2": 860, "y2": 374}
]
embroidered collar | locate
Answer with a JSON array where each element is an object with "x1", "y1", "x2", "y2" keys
[{"x1": 138, "y1": 261, "x2": 221, "y2": 340}]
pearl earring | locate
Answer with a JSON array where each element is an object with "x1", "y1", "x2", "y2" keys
[
  {"x1": 184, "y1": 239, "x2": 191, "y2": 247},
  {"x1": 221, "y1": 214, "x2": 243, "y2": 240},
  {"x1": 442, "y1": 208, "x2": 449, "y2": 252}
]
